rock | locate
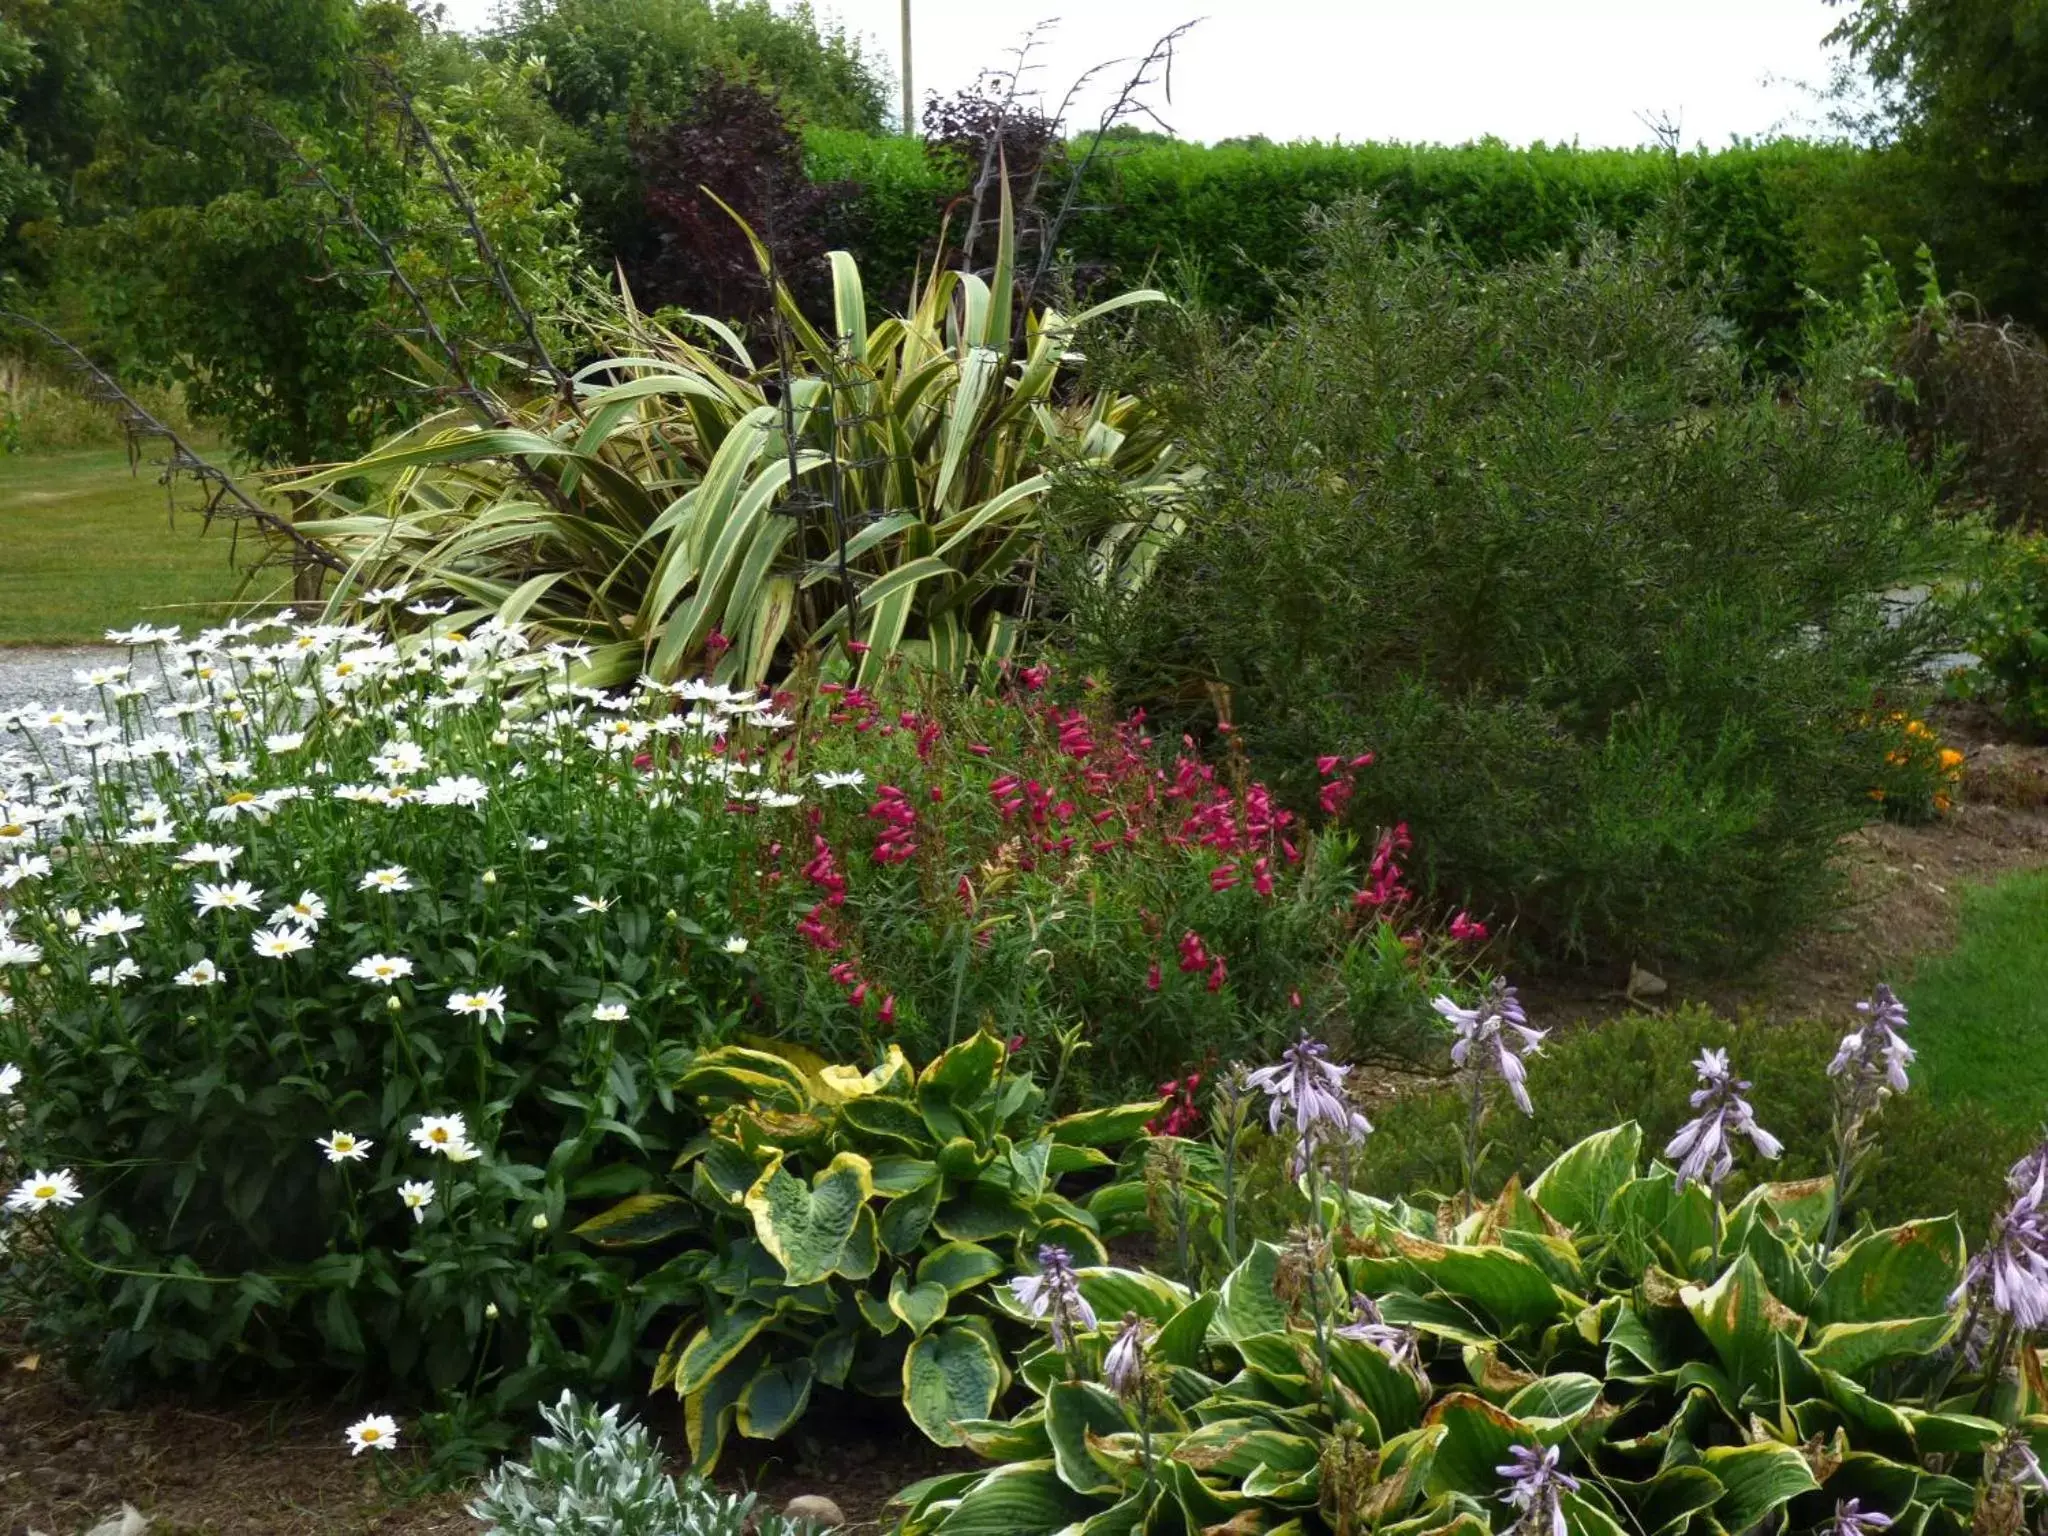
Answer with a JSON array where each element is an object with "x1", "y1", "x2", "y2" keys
[
  {"x1": 1626, "y1": 962, "x2": 1667, "y2": 1000},
  {"x1": 783, "y1": 1495, "x2": 847, "y2": 1528},
  {"x1": 83, "y1": 1506, "x2": 150, "y2": 1536}
]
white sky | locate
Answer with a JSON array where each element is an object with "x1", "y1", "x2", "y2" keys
[{"x1": 444, "y1": 0, "x2": 1849, "y2": 150}]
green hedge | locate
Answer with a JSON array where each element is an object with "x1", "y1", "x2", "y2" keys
[{"x1": 804, "y1": 130, "x2": 1866, "y2": 360}]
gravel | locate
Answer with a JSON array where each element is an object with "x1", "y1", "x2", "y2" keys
[{"x1": 0, "y1": 646, "x2": 156, "y2": 722}]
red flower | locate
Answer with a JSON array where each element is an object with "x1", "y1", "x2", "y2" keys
[
  {"x1": 1210, "y1": 863, "x2": 1238, "y2": 893},
  {"x1": 879, "y1": 994, "x2": 897, "y2": 1027},
  {"x1": 1146, "y1": 959, "x2": 1163, "y2": 992},
  {"x1": 1449, "y1": 910, "x2": 1490, "y2": 943},
  {"x1": 1206, "y1": 955, "x2": 1228, "y2": 993}
]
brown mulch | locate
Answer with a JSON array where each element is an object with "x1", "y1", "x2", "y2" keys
[{"x1": 0, "y1": 1354, "x2": 967, "y2": 1536}]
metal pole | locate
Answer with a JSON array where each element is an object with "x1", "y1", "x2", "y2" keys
[{"x1": 900, "y1": 0, "x2": 914, "y2": 135}]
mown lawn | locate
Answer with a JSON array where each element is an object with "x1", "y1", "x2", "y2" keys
[
  {"x1": 0, "y1": 447, "x2": 283, "y2": 644},
  {"x1": 1905, "y1": 866, "x2": 2048, "y2": 1126}
]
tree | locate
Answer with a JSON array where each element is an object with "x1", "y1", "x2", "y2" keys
[
  {"x1": 1828, "y1": 0, "x2": 2048, "y2": 323},
  {"x1": 487, "y1": 0, "x2": 888, "y2": 276},
  {"x1": 8, "y1": 1, "x2": 578, "y2": 474}
]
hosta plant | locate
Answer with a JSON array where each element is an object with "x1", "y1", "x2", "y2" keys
[
  {"x1": 576, "y1": 1032, "x2": 1161, "y2": 1469},
  {"x1": 291, "y1": 189, "x2": 1191, "y2": 690},
  {"x1": 900, "y1": 1121, "x2": 2043, "y2": 1536}
]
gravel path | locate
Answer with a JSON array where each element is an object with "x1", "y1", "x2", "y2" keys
[{"x1": 0, "y1": 645, "x2": 137, "y2": 720}]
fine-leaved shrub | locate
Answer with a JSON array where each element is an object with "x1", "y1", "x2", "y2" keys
[
  {"x1": 1068, "y1": 204, "x2": 1955, "y2": 969},
  {"x1": 470, "y1": 1389, "x2": 805, "y2": 1536}
]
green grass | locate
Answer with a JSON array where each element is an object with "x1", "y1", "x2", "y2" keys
[
  {"x1": 1904, "y1": 866, "x2": 2048, "y2": 1127},
  {"x1": 0, "y1": 447, "x2": 282, "y2": 645}
]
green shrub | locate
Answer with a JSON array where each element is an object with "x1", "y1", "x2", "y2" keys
[
  {"x1": 905, "y1": 1121, "x2": 2031, "y2": 1536},
  {"x1": 1068, "y1": 205, "x2": 1954, "y2": 969},
  {"x1": 802, "y1": 130, "x2": 1866, "y2": 363},
  {"x1": 1939, "y1": 529, "x2": 2048, "y2": 737},
  {"x1": 1351, "y1": 1006, "x2": 2026, "y2": 1231}
]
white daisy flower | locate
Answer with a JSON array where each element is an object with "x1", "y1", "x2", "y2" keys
[
  {"x1": 420, "y1": 774, "x2": 488, "y2": 808},
  {"x1": 7, "y1": 1168, "x2": 82, "y2": 1212},
  {"x1": 89, "y1": 957, "x2": 143, "y2": 988},
  {"x1": 0, "y1": 937, "x2": 43, "y2": 967},
  {"x1": 446, "y1": 986, "x2": 506, "y2": 1023},
  {"x1": 82, "y1": 906, "x2": 145, "y2": 945},
  {"x1": 0, "y1": 853, "x2": 51, "y2": 888},
  {"x1": 572, "y1": 894, "x2": 613, "y2": 914},
  {"x1": 591, "y1": 1002, "x2": 629, "y2": 1022},
  {"x1": 345, "y1": 1413, "x2": 400, "y2": 1455},
  {"x1": 0, "y1": 1061, "x2": 21, "y2": 1096},
  {"x1": 358, "y1": 865, "x2": 413, "y2": 895},
  {"x1": 192, "y1": 879, "x2": 264, "y2": 916},
  {"x1": 175, "y1": 842, "x2": 242, "y2": 874},
  {"x1": 264, "y1": 731, "x2": 305, "y2": 754},
  {"x1": 722, "y1": 935, "x2": 749, "y2": 955},
  {"x1": 397, "y1": 1181, "x2": 436, "y2": 1222},
  {"x1": 174, "y1": 958, "x2": 222, "y2": 987},
  {"x1": 270, "y1": 891, "x2": 327, "y2": 930},
  {"x1": 526, "y1": 836, "x2": 549, "y2": 852},
  {"x1": 410, "y1": 1113, "x2": 471, "y2": 1156},
  {"x1": 812, "y1": 769, "x2": 868, "y2": 791},
  {"x1": 250, "y1": 926, "x2": 314, "y2": 960},
  {"x1": 316, "y1": 1130, "x2": 373, "y2": 1163},
  {"x1": 349, "y1": 953, "x2": 414, "y2": 986}
]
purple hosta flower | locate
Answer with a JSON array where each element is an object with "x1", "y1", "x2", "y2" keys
[
  {"x1": 1011, "y1": 1245, "x2": 1097, "y2": 1349},
  {"x1": 1245, "y1": 1036, "x2": 1372, "y2": 1175},
  {"x1": 1664, "y1": 1048, "x2": 1783, "y2": 1191},
  {"x1": 1954, "y1": 1168, "x2": 2048, "y2": 1329},
  {"x1": 2009, "y1": 1141, "x2": 2048, "y2": 1195},
  {"x1": 1336, "y1": 1293, "x2": 1423, "y2": 1374},
  {"x1": 1829, "y1": 984, "x2": 1913, "y2": 1104},
  {"x1": 1103, "y1": 1311, "x2": 1149, "y2": 1403},
  {"x1": 1497, "y1": 1443, "x2": 1578, "y2": 1536},
  {"x1": 1824, "y1": 1500, "x2": 1893, "y2": 1536},
  {"x1": 1986, "y1": 1428, "x2": 2048, "y2": 1502},
  {"x1": 1433, "y1": 979, "x2": 1546, "y2": 1114}
]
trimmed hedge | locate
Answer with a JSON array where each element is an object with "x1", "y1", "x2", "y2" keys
[{"x1": 803, "y1": 129, "x2": 1866, "y2": 360}]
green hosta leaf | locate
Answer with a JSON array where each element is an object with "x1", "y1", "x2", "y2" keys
[
  {"x1": 1154, "y1": 1291, "x2": 1221, "y2": 1368},
  {"x1": 1219, "y1": 1242, "x2": 1292, "y2": 1340},
  {"x1": 929, "y1": 1461, "x2": 1100, "y2": 1536},
  {"x1": 837, "y1": 1094, "x2": 935, "y2": 1152},
  {"x1": 683, "y1": 1359, "x2": 752, "y2": 1471},
  {"x1": 1530, "y1": 1123, "x2": 1643, "y2": 1232},
  {"x1": 1047, "y1": 1143, "x2": 1115, "y2": 1176},
  {"x1": 1171, "y1": 1419, "x2": 1321, "y2": 1481},
  {"x1": 880, "y1": 1178, "x2": 944, "y2": 1255},
  {"x1": 815, "y1": 1328, "x2": 856, "y2": 1387},
  {"x1": 1426, "y1": 1393, "x2": 1553, "y2": 1496},
  {"x1": 920, "y1": 1239, "x2": 1005, "y2": 1296},
  {"x1": 1700, "y1": 1441, "x2": 1819, "y2": 1531},
  {"x1": 1806, "y1": 1313, "x2": 1957, "y2": 1377},
  {"x1": 1045, "y1": 1380, "x2": 1131, "y2": 1495},
  {"x1": 571, "y1": 1192, "x2": 696, "y2": 1247},
  {"x1": 856, "y1": 1287, "x2": 900, "y2": 1336},
  {"x1": 737, "y1": 1358, "x2": 816, "y2": 1439},
  {"x1": 1085, "y1": 1181, "x2": 1153, "y2": 1238},
  {"x1": 1900, "y1": 1408, "x2": 2005, "y2": 1455},
  {"x1": 744, "y1": 1151, "x2": 874, "y2": 1285},
  {"x1": 1607, "y1": 1172, "x2": 1716, "y2": 1274},
  {"x1": 676, "y1": 1304, "x2": 772, "y2": 1396},
  {"x1": 1162, "y1": 1456, "x2": 1253, "y2": 1526},
  {"x1": 1050, "y1": 1102, "x2": 1167, "y2": 1147},
  {"x1": 1810, "y1": 1218, "x2": 1966, "y2": 1326},
  {"x1": 840, "y1": 1205, "x2": 881, "y2": 1280},
  {"x1": 933, "y1": 1183, "x2": 1038, "y2": 1241},
  {"x1": 871, "y1": 1155, "x2": 941, "y2": 1196},
  {"x1": 1026, "y1": 1218, "x2": 1108, "y2": 1268},
  {"x1": 1328, "y1": 1335, "x2": 1428, "y2": 1436},
  {"x1": 1383, "y1": 1229, "x2": 1575, "y2": 1332},
  {"x1": 1076, "y1": 1266, "x2": 1195, "y2": 1326},
  {"x1": 1604, "y1": 1465, "x2": 1724, "y2": 1536},
  {"x1": 906, "y1": 1323, "x2": 1008, "y2": 1446},
  {"x1": 694, "y1": 1138, "x2": 771, "y2": 1204},
  {"x1": 677, "y1": 1046, "x2": 814, "y2": 1110},
  {"x1": 1505, "y1": 1373, "x2": 1605, "y2": 1429},
  {"x1": 1377, "y1": 1290, "x2": 1501, "y2": 1348},
  {"x1": 917, "y1": 1032, "x2": 1008, "y2": 1142},
  {"x1": 1681, "y1": 1252, "x2": 1804, "y2": 1395},
  {"x1": 956, "y1": 1412, "x2": 1053, "y2": 1461},
  {"x1": 890, "y1": 1271, "x2": 951, "y2": 1336}
]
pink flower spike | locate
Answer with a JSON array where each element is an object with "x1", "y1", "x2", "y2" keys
[{"x1": 1317, "y1": 755, "x2": 1342, "y2": 776}]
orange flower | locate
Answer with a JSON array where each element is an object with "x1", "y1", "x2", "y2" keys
[{"x1": 1939, "y1": 747, "x2": 1965, "y2": 770}]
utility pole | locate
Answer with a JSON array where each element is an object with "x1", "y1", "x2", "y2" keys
[{"x1": 900, "y1": 0, "x2": 914, "y2": 136}]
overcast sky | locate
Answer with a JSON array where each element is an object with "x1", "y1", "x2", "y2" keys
[{"x1": 446, "y1": 0, "x2": 1850, "y2": 150}]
